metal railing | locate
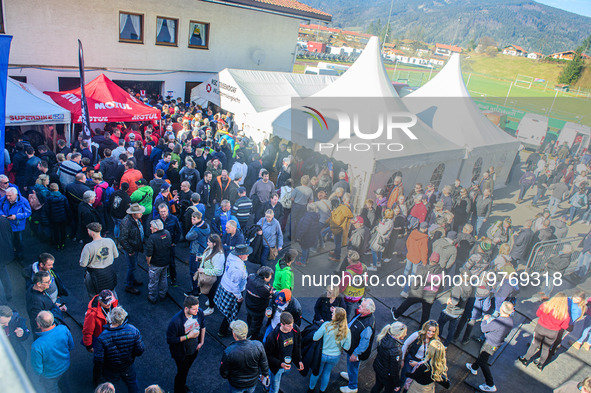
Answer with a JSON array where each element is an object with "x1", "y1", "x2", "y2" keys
[{"x1": 525, "y1": 235, "x2": 581, "y2": 274}]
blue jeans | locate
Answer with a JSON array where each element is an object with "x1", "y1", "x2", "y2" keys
[
  {"x1": 532, "y1": 187, "x2": 546, "y2": 205},
  {"x1": 229, "y1": 384, "x2": 256, "y2": 393},
  {"x1": 261, "y1": 246, "x2": 271, "y2": 266},
  {"x1": 548, "y1": 197, "x2": 561, "y2": 216},
  {"x1": 569, "y1": 206, "x2": 582, "y2": 222},
  {"x1": 475, "y1": 216, "x2": 486, "y2": 237},
  {"x1": 301, "y1": 248, "x2": 310, "y2": 264},
  {"x1": 309, "y1": 354, "x2": 340, "y2": 391},
  {"x1": 576, "y1": 251, "x2": 591, "y2": 277},
  {"x1": 189, "y1": 253, "x2": 200, "y2": 293},
  {"x1": 438, "y1": 311, "x2": 460, "y2": 347},
  {"x1": 582, "y1": 207, "x2": 591, "y2": 223},
  {"x1": 125, "y1": 251, "x2": 138, "y2": 287},
  {"x1": 346, "y1": 356, "x2": 360, "y2": 389},
  {"x1": 333, "y1": 232, "x2": 343, "y2": 259},
  {"x1": 40, "y1": 372, "x2": 71, "y2": 393},
  {"x1": 113, "y1": 217, "x2": 122, "y2": 239},
  {"x1": 0, "y1": 264, "x2": 13, "y2": 300},
  {"x1": 270, "y1": 367, "x2": 289, "y2": 393},
  {"x1": 104, "y1": 365, "x2": 139, "y2": 393},
  {"x1": 470, "y1": 296, "x2": 492, "y2": 320},
  {"x1": 371, "y1": 250, "x2": 382, "y2": 267},
  {"x1": 402, "y1": 259, "x2": 418, "y2": 293},
  {"x1": 576, "y1": 325, "x2": 591, "y2": 345},
  {"x1": 518, "y1": 184, "x2": 531, "y2": 200}
]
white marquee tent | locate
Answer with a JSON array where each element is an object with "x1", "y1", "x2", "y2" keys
[
  {"x1": 243, "y1": 37, "x2": 467, "y2": 211},
  {"x1": 190, "y1": 68, "x2": 337, "y2": 129},
  {"x1": 405, "y1": 53, "x2": 520, "y2": 188},
  {"x1": 6, "y1": 77, "x2": 71, "y2": 126}
]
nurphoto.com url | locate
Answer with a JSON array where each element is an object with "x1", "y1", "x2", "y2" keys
[{"x1": 301, "y1": 271, "x2": 564, "y2": 289}]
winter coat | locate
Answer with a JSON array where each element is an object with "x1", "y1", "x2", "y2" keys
[
  {"x1": 31, "y1": 324, "x2": 74, "y2": 378},
  {"x1": 408, "y1": 263, "x2": 444, "y2": 303},
  {"x1": 313, "y1": 295, "x2": 346, "y2": 323},
  {"x1": 179, "y1": 166, "x2": 201, "y2": 190},
  {"x1": 432, "y1": 238, "x2": 457, "y2": 270},
  {"x1": 130, "y1": 186, "x2": 153, "y2": 216},
  {"x1": 78, "y1": 203, "x2": 102, "y2": 243},
  {"x1": 94, "y1": 321, "x2": 144, "y2": 371},
  {"x1": 93, "y1": 181, "x2": 109, "y2": 208},
  {"x1": 186, "y1": 221, "x2": 211, "y2": 255},
  {"x1": 361, "y1": 207, "x2": 381, "y2": 229},
  {"x1": 373, "y1": 334, "x2": 403, "y2": 387},
  {"x1": 46, "y1": 191, "x2": 69, "y2": 223},
  {"x1": 406, "y1": 229, "x2": 429, "y2": 265},
  {"x1": 462, "y1": 253, "x2": 489, "y2": 277},
  {"x1": 349, "y1": 225, "x2": 370, "y2": 254},
  {"x1": 245, "y1": 225, "x2": 263, "y2": 263},
  {"x1": 109, "y1": 189, "x2": 131, "y2": 220},
  {"x1": 119, "y1": 215, "x2": 144, "y2": 253},
  {"x1": 369, "y1": 218, "x2": 393, "y2": 253},
  {"x1": 82, "y1": 294, "x2": 119, "y2": 348},
  {"x1": 273, "y1": 258, "x2": 294, "y2": 291},
  {"x1": 296, "y1": 211, "x2": 320, "y2": 249},
  {"x1": 220, "y1": 339, "x2": 269, "y2": 389},
  {"x1": 510, "y1": 228, "x2": 534, "y2": 260},
  {"x1": 264, "y1": 324, "x2": 302, "y2": 374},
  {"x1": 546, "y1": 253, "x2": 572, "y2": 275},
  {"x1": 245, "y1": 273, "x2": 274, "y2": 313},
  {"x1": 300, "y1": 322, "x2": 324, "y2": 377},
  {"x1": 0, "y1": 195, "x2": 31, "y2": 232},
  {"x1": 329, "y1": 204, "x2": 353, "y2": 246},
  {"x1": 258, "y1": 217, "x2": 283, "y2": 249}
]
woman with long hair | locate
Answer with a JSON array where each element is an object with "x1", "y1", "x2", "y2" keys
[
  {"x1": 371, "y1": 322, "x2": 407, "y2": 393},
  {"x1": 400, "y1": 320, "x2": 440, "y2": 389},
  {"x1": 197, "y1": 234, "x2": 225, "y2": 316},
  {"x1": 518, "y1": 292, "x2": 570, "y2": 370},
  {"x1": 406, "y1": 340, "x2": 450, "y2": 393},
  {"x1": 368, "y1": 208, "x2": 394, "y2": 271},
  {"x1": 313, "y1": 285, "x2": 346, "y2": 323},
  {"x1": 308, "y1": 307, "x2": 351, "y2": 393}
]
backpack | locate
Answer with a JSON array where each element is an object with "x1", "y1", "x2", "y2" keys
[
  {"x1": 28, "y1": 190, "x2": 43, "y2": 211},
  {"x1": 279, "y1": 187, "x2": 292, "y2": 209},
  {"x1": 102, "y1": 186, "x2": 115, "y2": 205}
]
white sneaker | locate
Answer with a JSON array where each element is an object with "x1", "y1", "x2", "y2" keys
[
  {"x1": 466, "y1": 363, "x2": 477, "y2": 375},
  {"x1": 205, "y1": 299, "x2": 210, "y2": 307},
  {"x1": 400, "y1": 291, "x2": 408, "y2": 298},
  {"x1": 339, "y1": 387, "x2": 357, "y2": 393},
  {"x1": 383, "y1": 258, "x2": 392, "y2": 262},
  {"x1": 340, "y1": 372, "x2": 349, "y2": 381},
  {"x1": 479, "y1": 384, "x2": 497, "y2": 392},
  {"x1": 203, "y1": 307, "x2": 214, "y2": 316},
  {"x1": 376, "y1": 262, "x2": 382, "y2": 267},
  {"x1": 367, "y1": 266, "x2": 378, "y2": 271}
]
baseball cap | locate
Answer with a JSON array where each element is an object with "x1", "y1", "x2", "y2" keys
[
  {"x1": 480, "y1": 241, "x2": 492, "y2": 251},
  {"x1": 160, "y1": 183, "x2": 171, "y2": 191},
  {"x1": 420, "y1": 222, "x2": 429, "y2": 230},
  {"x1": 126, "y1": 147, "x2": 135, "y2": 154},
  {"x1": 98, "y1": 289, "x2": 115, "y2": 305},
  {"x1": 237, "y1": 186, "x2": 246, "y2": 194},
  {"x1": 352, "y1": 216, "x2": 364, "y2": 225},
  {"x1": 275, "y1": 289, "x2": 292, "y2": 305},
  {"x1": 447, "y1": 231, "x2": 458, "y2": 240},
  {"x1": 136, "y1": 179, "x2": 148, "y2": 186},
  {"x1": 128, "y1": 133, "x2": 136, "y2": 140}
]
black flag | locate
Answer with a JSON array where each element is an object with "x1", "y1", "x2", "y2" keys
[{"x1": 78, "y1": 39, "x2": 91, "y2": 139}]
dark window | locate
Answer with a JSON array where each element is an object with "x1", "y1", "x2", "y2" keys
[
  {"x1": 112, "y1": 80, "x2": 163, "y2": 97},
  {"x1": 10, "y1": 76, "x2": 26, "y2": 83},
  {"x1": 188, "y1": 21, "x2": 210, "y2": 49},
  {"x1": 156, "y1": 17, "x2": 178, "y2": 46},
  {"x1": 119, "y1": 12, "x2": 144, "y2": 44},
  {"x1": 58, "y1": 77, "x2": 80, "y2": 91},
  {"x1": 472, "y1": 157, "x2": 483, "y2": 182},
  {"x1": 430, "y1": 163, "x2": 445, "y2": 189},
  {"x1": 185, "y1": 81, "x2": 201, "y2": 103},
  {"x1": 0, "y1": 1, "x2": 4, "y2": 34}
]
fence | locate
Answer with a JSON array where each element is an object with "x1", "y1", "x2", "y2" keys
[{"x1": 525, "y1": 236, "x2": 581, "y2": 274}]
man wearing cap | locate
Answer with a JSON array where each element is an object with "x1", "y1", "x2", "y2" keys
[
  {"x1": 509, "y1": 220, "x2": 534, "y2": 267},
  {"x1": 120, "y1": 203, "x2": 146, "y2": 295},
  {"x1": 166, "y1": 295, "x2": 206, "y2": 393},
  {"x1": 82, "y1": 289, "x2": 118, "y2": 385},
  {"x1": 153, "y1": 182, "x2": 178, "y2": 218},
  {"x1": 215, "y1": 244, "x2": 250, "y2": 337},
  {"x1": 130, "y1": 179, "x2": 153, "y2": 220},
  {"x1": 401, "y1": 222, "x2": 429, "y2": 297},
  {"x1": 145, "y1": 219, "x2": 172, "y2": 303},
  {"x1": 80, "y1": 222, "x2": 119, "y2": 298},
  {"x1": 220, "y1": 319, "x2": 270, "y2": 393}
]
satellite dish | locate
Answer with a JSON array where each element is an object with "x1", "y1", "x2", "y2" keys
[{"x1": 252, "y1": 49, "x2": 266, "y2": 66}]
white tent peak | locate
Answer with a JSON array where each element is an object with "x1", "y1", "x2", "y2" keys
[
  {"x1": 313, "y1": 36, "x2": 398, "y2": 98},
  {"x1": 409, "y1": 53, "x2": 469, "y2": 98}
]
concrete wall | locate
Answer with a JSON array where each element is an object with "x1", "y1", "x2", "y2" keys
[{"x1": 5, "y1": 0, "x2": 301, "y2": 94}]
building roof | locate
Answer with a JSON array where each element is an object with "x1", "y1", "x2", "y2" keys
[
  {"x1": 529, "y1": 52, "x2": 544, "y2": 57},
  {"x1": 504, "y1": 44, "x2": 527, "y2": 52},
  {"x1": 219, "y1": 0, "x2": 332, "y2": 22},
  {"x1": 435, "y1": 43, "x2": 462, "y2": 52},
  {"x1": 550, "y1": 50, "x2": 591, "y2": 59}
]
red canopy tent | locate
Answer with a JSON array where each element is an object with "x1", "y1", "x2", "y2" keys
[{"x1": 45, "y1": 74, "x2": 160, "y2": 123}]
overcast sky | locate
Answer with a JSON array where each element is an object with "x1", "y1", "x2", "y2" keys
[{"x1": 536, "y1": 0, "x2": 591, "y2": 17}]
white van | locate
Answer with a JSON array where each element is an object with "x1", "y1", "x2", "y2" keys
[
  {"x1": 556, "y1": 122, "x2": 591, "y2": 156},
  {"x1": 516, "y1": 113, "x2": 549, "y2": 150},
  {"x1": 304, "y1": 66, "x2": 339, "y2": 76}
]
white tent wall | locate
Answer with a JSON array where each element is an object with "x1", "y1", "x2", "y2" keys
[{"x1": 457, "y1": 144, "x2": 518, "y2": 189}]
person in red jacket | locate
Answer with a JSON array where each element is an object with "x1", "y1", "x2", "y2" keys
[
  {"x1": 401, "y1": 222, "x2": 429, "y2": 297},
  {"x1": 518, "y1": 292, "x2": 570, "y2": 371},
  {"x1": 82, "y1": 289, "x2": 118, "y2": 386}
]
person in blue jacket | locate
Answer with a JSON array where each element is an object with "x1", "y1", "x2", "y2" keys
[
  {"x1": 0, "y1": 306, "x2": 30, "y2": 365},
  {"x1": 0, "y1": 187, "x2": 31, "y2": 261},
  {"x1": 185, "y1": 211, "x2": 211, "y2": 296},
  {"x1": 213, "y1": 199, "x2": 240, "y2": 235}
]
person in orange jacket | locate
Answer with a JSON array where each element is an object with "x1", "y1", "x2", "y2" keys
[
  {"x1": 401, "y1": 222, "x2": 429, "y2": 297},
  {"x1": 82, "y1": 289, "x2": 118, "y2": 386}
]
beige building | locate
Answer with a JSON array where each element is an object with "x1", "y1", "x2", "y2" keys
[{"x1": 3, "y1": 0, "x2": 330, "y2": 100}]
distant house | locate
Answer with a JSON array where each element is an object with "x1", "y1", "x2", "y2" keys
[
  {"x1": 527, "y1": 52, "x2": 544, "y2": 60},
  {"x1": 429, "y1": 55, "x2": 447, "y2": 66},
  {"x1": 434, "y1": 43, "x2": 462, "y2": 57},
  {"x1": 502, "y1": 45, "x2": 527, "y2": 56},
  {"x1": 550, "y1": 50, "x2": 591, "y2": 61}
]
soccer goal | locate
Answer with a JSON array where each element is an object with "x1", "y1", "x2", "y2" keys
[{"x1": 514, "y1": 74, "x2": 533, "y2": 89}]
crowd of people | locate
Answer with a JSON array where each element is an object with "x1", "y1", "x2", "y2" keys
[{"x1": 0, "y1": 99, "x2": 590, "y2": 393}]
